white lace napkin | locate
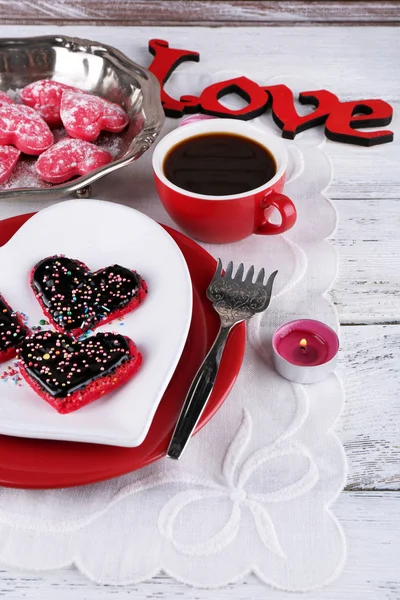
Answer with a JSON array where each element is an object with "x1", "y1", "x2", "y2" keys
[{"x1": 0, "y1": 72, "x2": 346, "y2": 590}]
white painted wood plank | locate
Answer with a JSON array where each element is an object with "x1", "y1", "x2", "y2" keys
[
  {"x1": 0, "y1": 25, "x2": 397, "y2": 98},
  {"x1": 340, "y1": 325, "x2": 400, "y2": 490},
  {"x1": 326, "y1": 119, "x2": 400, "y2": 199},
  {"x1": 332, "y1": 199, "x2": 400, "y2": 324},
  {"x1": 0, "y1": 24, "x2": 396, "y2": 98},
  {"x1": 0, "y1": 492, "x2": 398, "y2": 599}
]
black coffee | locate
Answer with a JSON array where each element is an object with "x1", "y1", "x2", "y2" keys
[{"x1": 163, "y1": 132, "x2": 277, "y2": 196}]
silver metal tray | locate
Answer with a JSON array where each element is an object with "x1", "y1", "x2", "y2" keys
[{"x1": 0, "y1": 35, "x2": 165, "y2": 200}]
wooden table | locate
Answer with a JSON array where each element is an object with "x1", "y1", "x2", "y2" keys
[{"x1": 0, "y1": 2, "x2": 399, "y2": 598}]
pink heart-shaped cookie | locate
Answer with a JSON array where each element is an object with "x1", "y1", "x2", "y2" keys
[
  {"x1": 60, "y1": 91, "x2": 129, "y2": 142},
  {"x1": 21, "y1": 79, "x2": 78, "y2": 127},
  {"x1": 36, "y1": 138, "x2": 112, "y2": 183},
  {"x1": 0, "y1": 145, "x2": 21, "y2": 184},
  {"x1": 0, "y1": 91, "x2": 13, "y2": 106},
  {"x1": 0, "y1": 105, "x2": 53, "y2": 155}
]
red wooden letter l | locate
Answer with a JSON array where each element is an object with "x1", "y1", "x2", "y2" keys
[{"x1": 148, "y1": 39, "x2": 201, "y2": 117}]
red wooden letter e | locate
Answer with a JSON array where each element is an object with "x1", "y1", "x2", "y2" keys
[{"x1": 325, "y1": 100, "x2": 393, "y2": 146}]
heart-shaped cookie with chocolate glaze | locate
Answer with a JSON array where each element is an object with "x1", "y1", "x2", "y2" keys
[
  {"x1": 18, "y1": 330, "x2": 142, "y2": 413},
  {"x1": 0, "y1": 295, "x2": 29, "y2": 363},
  {"x1": 31, "y1": 255, "x2": 148, "y2": 338}
]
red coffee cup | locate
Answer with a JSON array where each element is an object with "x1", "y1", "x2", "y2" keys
[{"x1": 152, "y1": 118, "x2": 297, "y2": 244}]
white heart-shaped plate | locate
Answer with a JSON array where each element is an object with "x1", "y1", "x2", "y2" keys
[{"x1": 0, "y1": 200, "x2": 192, "y2": 447}]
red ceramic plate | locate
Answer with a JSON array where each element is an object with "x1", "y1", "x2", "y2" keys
[{"x1": 0, "y1": 213, "x2": 246, "y2": 489}]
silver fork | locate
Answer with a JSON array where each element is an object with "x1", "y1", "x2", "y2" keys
[{"x1": 167, "y1": 260, "x2": 278, "y2": 460}]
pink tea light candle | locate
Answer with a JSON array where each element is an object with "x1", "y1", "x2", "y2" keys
[{"x1": 272, "y1": 319, "x2": 339, "y2": 384}]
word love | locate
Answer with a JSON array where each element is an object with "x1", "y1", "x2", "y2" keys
[{"x1": 148, "y1": 39, "x2": 394, "y2": 147}]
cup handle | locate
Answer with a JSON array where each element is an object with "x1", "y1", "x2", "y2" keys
[{"x1": 255, "y1": 191, "x2": 297, "y2": 235}]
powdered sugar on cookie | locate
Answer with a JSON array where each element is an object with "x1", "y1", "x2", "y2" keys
[
  {"x1": 0, "y1": 91, "x2": 14, "y2": 106},
  {"x1": 0, "y1": 104, "x2": 53, "y2": 155},
  {"x1": 21, "y1": 80, "x2": 78, "y2": 127},
  {"x1": 0, "y1": 145, "x2": 21, "y2": 184},
  {"x1": 61, "y1": 91, "x2": 129, "y2": 142},
  {"x1": 36, "y1": 138, "x2": 112, "y2": 183}
]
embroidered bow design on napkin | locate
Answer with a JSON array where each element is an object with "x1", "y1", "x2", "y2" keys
[{"x1": 158, "y1": 409, "x2": 319, "y2": 558}]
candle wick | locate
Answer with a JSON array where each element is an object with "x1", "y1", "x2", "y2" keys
[{"x1": 299, "y1": 338, "x2": 307, "y2": 353}]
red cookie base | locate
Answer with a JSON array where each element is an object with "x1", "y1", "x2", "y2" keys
[
  {"x1": 19, "y1": 337, "x2": 142, "y2": 414},
  {"x1": 0, "y1": 346, "x2": 19, "y2": 364},
  {"x1": 0, "y1": 309, "x2": 29, "y2": 364}
]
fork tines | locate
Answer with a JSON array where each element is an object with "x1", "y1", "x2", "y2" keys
[{"x1": 215, "y1": 259, "x2": 277, "y2": 289}]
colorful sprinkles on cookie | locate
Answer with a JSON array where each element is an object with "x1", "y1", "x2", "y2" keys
[
  {"x1": 31, "y1": 256, "x2": 148, "y2": 338},
  {"x1": 18, "y1": 330, "x2": 142, "y2": 413},
  {"x1": 0, "y1": 295, "x2": 29, "y2": 363}
]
